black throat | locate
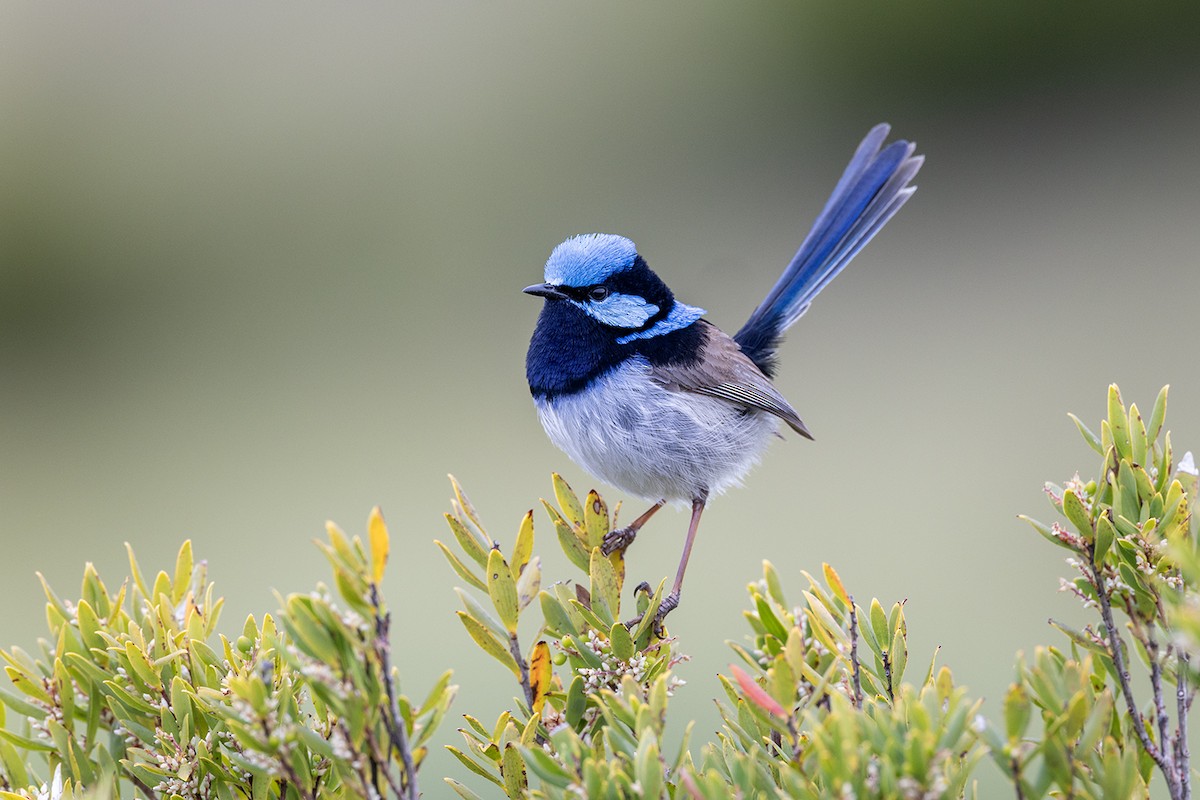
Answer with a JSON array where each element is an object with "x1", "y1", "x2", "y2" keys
[{"x1": 525, "y1": 301, "x2": 706, "y2": 399}]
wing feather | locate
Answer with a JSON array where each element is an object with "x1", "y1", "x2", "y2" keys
[{"x1": 650, "y1": 321, "x2": 812, "y2": 439}]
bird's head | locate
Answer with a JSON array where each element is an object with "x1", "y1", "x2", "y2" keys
[{"x1": 523, "y1": 234, "x2": 675, "y2": 333}]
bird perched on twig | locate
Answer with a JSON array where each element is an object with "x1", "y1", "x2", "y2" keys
[{"x1": 524, "y1": 124, "x2": 923, "y2": 628}]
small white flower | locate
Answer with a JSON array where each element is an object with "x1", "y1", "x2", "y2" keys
[{"x1": 1179, "y1": 452, "x2": 1198, "y2": 477}]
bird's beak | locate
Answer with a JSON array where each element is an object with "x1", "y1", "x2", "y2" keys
[{"x1": 523, "y1": 283, "x2": 568, "y2": 300}]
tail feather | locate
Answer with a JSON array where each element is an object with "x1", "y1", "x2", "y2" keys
[{"x1": 734, "y1": 123, "x2": 923, "y2": 376}]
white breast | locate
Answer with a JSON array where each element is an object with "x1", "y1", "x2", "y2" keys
[{"x1": 534, "y1": 358, "x2": 780, "y2": 503}]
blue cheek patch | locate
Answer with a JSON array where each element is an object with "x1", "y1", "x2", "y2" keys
[
  {"x1": 545, "y1": 234, "x2": 639, "y2": 286},
  {"x1": 574, "y1": 292, "x2": 660, "y2": 328},
  {"x1": 616, "y1": 301, "x2": 706, "y2": 343}
]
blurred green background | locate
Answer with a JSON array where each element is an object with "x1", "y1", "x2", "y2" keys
[{"x1": 3, "y1": 3, "x2": 1199, "y2": 795}]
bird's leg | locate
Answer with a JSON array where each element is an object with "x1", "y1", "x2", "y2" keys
[
  {"x1": 600, "y1": 500, "x2": 664, "y2": 555},
  {"x1": 653, "y1": 492, "x2": 707, "y2": 631}
]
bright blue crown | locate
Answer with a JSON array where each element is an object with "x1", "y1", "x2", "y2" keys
[{"x1": 544, "y1": 233, "x2": 638, "y2": 287}]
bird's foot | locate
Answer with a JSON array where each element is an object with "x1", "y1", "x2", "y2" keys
[
  {"x1": 622, "y1": 589, "x2": 679, "y2": 638},
  {"x1": 601, "y1": 524, "x2": 639, "y2": 555},
  {"x1": 652, "y1": 591, "x2": 680, "y2": 635}
]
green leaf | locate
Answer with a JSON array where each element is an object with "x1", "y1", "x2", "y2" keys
[
  {"x1": 501, "y1": 743, "x2": 528, "y2": 798},
  {"x1": 545, "y1": 502, "x2": 590, "y2": 573},
  {"x1": 762, "y1": 561, "x2": 787, "y2": 607},
  {"x1": 1003, "y1": 684, "x2": 1031, "y2": 741},
  {"x1": 1068, "y1": 413, "x2": 1104, "y2": 455},
  {"x1": 565, "y1": 675, "x2": 587, "y2": 729},
  {"x1": 889, "y1": 627, "x2": 907, "y2": 690},
  {"x1": 538, "y1": 591, "x2": 578, "y2": 637},
  {"x1": 457, "y1": 612, "x2": 520, "y2": 678},
  {"x1": 755, "y1": 595, "x2": 790, "y2": 642},
  {"x1": 446, "y1": 514, "x2": 491, "y2": 569},
  {"x1": 172, "y1": 539, "x2": 194, "y2": 604},
  {"x1": 1021, "y1": 515, "x2": 1075, "y2": 552},
  {"x1": 1062, "y1": 489, "x2": 1092, "y2": 536},
  {"x1": 609, "y1": 622, "x2": 634, "y2": 663},
  {"x1": 869, "y1": 598, "x2": 889, "y2": 649},
  {"x1": 282, "y1": 597, "x2": 340, "y2": 664},
  {"x1": 521, "y1": 744, "x2": 576, "y2": 787},
  {"x1": 124, "y1": 641, "x2": 162, "y2": 690},
  {"x1": 552, "y1": 473, "x2": 585, "y2": 530},
  {"x1": 450, "y1": 473, "x2": 489, "y2": 541},
  {"x1": 455, "y1": 588, "x2": 508, "y2": 640},
  {"x1": 635, "y1": 737, "x2": 663, "y2": 799},
  {"x1": 0, "y1": 727, "x2": 55, "y2": 753},
  {"x1": 1108, "y1": 384, "x2": 1130, "y2": 459},
  {"x1": 1147, "y1": 385, "x2": 1168, "y2": 443},
  {"x1": 436, "y1": 540, "x2": 488, "y2": 592},
  {"x1": 589, "y1": 547, "x2": 620, "y2": 623},
  {"x1": 446, "y1": 746, "x2": 504, "y2": 787},
  {"x1": 487, "y1": 549, "x2": 520, "y2": 635},
  {"x1": 445, "y1": 778, "x2": 487, "y2": 800},
  {"x1": 583, "y1": 490, "x2": 609, "y2": 551},
  {"x1": 1093, "y1": 514, "x2": 1116, "y2": 565},
  {"x1": 1129, "y1": 403, "x2": 1148, "y2": 467}
]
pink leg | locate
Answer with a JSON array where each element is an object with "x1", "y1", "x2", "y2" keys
[
  {"x1": 601, "y1": 500, "x2": 664, "y2": 555},
  {"x1": 655, "y1": 493, "x2": 707, "y2": 625}
]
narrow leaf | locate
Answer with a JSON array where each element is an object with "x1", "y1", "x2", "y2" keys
[
  {"x1": 552, "y1": 473, "x2": 585, "y2": 530},
  {"x1": 486, "y1": 549, "x2": 520, "y2": 634},
  {"x1": 368, "y1": 506, "x2": 389, "y2": 585},
  {"x1": 457, "y1": 612, "x2": 520, "y2": 677},
  {"x1": 529, "y1": 641, "x2": 552, "y2": 714}
]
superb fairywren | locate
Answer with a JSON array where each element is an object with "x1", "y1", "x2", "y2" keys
[{"x1": 524, "y1": 124, "x2": 922, "y2": 626}]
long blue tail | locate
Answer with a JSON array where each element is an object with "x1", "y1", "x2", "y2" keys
[{"x1": 734, "y1": 124, "x2": 923, "y2": 377}]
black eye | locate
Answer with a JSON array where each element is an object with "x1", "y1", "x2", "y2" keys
[{"x1": 588, "y1": 286, "x2": 610, "y2": 302}]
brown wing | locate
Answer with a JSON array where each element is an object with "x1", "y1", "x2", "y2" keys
[{"x1": 650, "y1": 321, "x2": 813, "y2": 439}]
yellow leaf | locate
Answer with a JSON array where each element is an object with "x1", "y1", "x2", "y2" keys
[
  {"x1": 529, "y1": 641, "x2": 552, "y2": 713},
  {"x1": 512, "y1": 510, "x2": 534, "y2": 575},
  {"x1": 822, "y1": 563, "x2": 849, "y2": 605},
  {"x1": 552, "y1": 473, "x2": 584, "y2": 530},
  {"x1": 583, "y1": 490, "x2": 609, "y2": 551},
  {"x1": 368, "y1": 506, "x2": 389, "y2": 585},
  {"x1": 487, "y1": 550, "x2": 520, "y2": 634}
]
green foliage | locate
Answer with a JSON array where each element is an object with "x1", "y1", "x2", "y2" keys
[
  {"x1": 2, "y1": 383, "x2": 1197, "y2": 799},
  {"x1": 438, "y1": 477, "x2": 983, "y2": 798},
  {"x1": 1004, "y1": 385, "x2": 1198, "y2": 799},
  {"x1": 435, "y1": 474, "x2": 687, "y2": 800},
  {"x1": 698, "y1": 563, "x2": 983, "y2": 799},
  {"x1": 0, "y1": 510, "x2": 453, "y2": 800}
]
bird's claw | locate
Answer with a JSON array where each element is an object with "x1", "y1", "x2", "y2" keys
[
  {"x1": 601, "y1": 524, "x2": 638, "y2": 555},
  {"x1": 652, "y1": 591, "x2": 680, "y2": 635},
  {"x1": 622, "y1": 589, "x2": 679, "y2": 638}
]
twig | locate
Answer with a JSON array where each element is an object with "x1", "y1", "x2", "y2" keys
[
  {"x1": 1011, "y1": 757, "x2": 1027, "y2": 800},
  {"x1": 370, "y1": 584, "x2": 419, "y2": 800},
  {"x1": 881, "y1": 650, "x2": 894, "y2": 704},
  {"x1": 1089, "y1": 562, "x2": 1181, "y2": 798},
  {"x1": 509, "y1": 633, "x2": 534, "y2": 709},
  {"x1": 365, "y1": 727, "x2": 407, "y2": 800},
  {"x1": 848, "y1": 597, "x2": 863, "y2": 711},
  {"x1": 1145, "y1": 625, "x2": 1177, "y2": 782},
  {"x1": 1178, "y1": 654, "x2": 1192, "y2": 800}
]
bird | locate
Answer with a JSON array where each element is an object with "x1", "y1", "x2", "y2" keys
[{"x1": 523, "y1": 123, "x2": 923, "y2": 627}]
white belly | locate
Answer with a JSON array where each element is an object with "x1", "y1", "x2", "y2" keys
[{"x1": 534, "y1": 358, "x2": 780, "y2": 503}]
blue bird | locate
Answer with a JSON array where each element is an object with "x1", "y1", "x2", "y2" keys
[{"x1": 524, "y1": 124, "x2": 923, "y2": 626}]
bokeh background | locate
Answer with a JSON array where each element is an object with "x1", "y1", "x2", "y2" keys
[{"x1": 3, "y1": 3, "x2": 1199, "y2": 795}]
